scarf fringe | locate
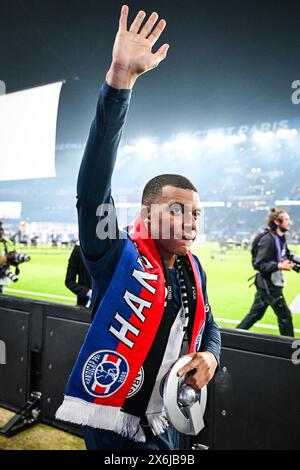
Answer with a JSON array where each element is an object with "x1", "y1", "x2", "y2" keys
[
  {"x1": 55, "y1": 396, "x2": 146, "y2": 442},
  {"x1": 146, "y1": 412, "x2": 170, "y2": 436}
]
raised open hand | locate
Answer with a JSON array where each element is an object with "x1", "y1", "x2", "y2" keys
[{"x1": 106, "y1": 5, "x2": 169, "y2": 89}]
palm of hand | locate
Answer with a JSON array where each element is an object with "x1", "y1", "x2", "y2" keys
[{"x1": 113, "y1": 31, "x2": 159, "y2": 76}]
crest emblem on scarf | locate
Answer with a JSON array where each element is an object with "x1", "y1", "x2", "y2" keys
[
  {"x1": 82, "y1": 350, "x2": 129, "y2": 397},
  {"x1": 127, "y1": 367, "x2": 144, "y2": 398}
]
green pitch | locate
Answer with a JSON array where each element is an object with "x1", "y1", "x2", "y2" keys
[{"x1": 4, "y1": 243, "x2": 300, "y2": 337}]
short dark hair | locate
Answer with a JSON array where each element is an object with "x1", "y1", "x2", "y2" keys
[
  {"x1": 267, "y1": 207, "x2": 286, "y2": 230},
  {"x1": 142, "y1": 174, "x2": 198, "y2": 206}
]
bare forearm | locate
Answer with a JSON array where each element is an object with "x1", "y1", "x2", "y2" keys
[{"x1": 106, "y1": 64, "x2": 138, "y2": 90}]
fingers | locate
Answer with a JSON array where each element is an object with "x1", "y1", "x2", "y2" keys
[
  {"x1": 118, "y1": 4, "x2": 129, "y2": 32},
  {"x1": 177, "y1": 355, "x2": 197, "y2": 377},
  {"x1": 154, "y1": 43, "x2": 170, "y2": 65},
  {"x1": 185, "y1": 374, "x2": 206, "y2": 390},
  {"x1": 177, "y1": 352, "x2": 216, "y2": 377},
  {"x1": 139, "y1": 11, "x2": 159, "y2": 38},
  {"x1": 148, "y1": 19, "x2": 167, "y2": 46},
  {"x1": 129, "y1": 10, "x2": 146, "y2": 33},
  {"x1": 177, "y1": 353, "x2": 217, "y2": 390},
  {"x1": 119, "y1": 6, "x2": 167, "y2": 45},
  {"x1": 120, "y1": 7, "x2": 168, "y2": 54}
]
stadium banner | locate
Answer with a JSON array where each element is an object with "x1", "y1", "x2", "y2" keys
[{"x1": 0, "y1": 82, "x2": 63, "y2": 182}]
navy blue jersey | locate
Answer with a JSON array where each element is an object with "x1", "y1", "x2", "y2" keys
[{"x1": 77, "y1": 83, "x2": 221, "y2": 362}]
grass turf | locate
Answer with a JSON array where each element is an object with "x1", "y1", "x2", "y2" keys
[
  {"x1": 3, "y1": 243, "x2": 300, "y2": 337},
  {"x1": 0, "y1": 407, "x2": 84, "y2": 450}
]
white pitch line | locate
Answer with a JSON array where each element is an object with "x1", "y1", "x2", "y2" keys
[
  {"x1": 289, "y1": 293, "x2": 300, "y2": 314},
  {"x1": 4, "y1": 288, "x2": 75, "y2": 301},
  {"x1": 215, "y1": 317, "x2": 300, "y2": 334},
  {"x1": 2, "y1": 289, "x2": 300, "y2": 333}
]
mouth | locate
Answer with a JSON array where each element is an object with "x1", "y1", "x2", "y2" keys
[{"x1": 175, "y1": 237, "x2": 195, "y2": 244}]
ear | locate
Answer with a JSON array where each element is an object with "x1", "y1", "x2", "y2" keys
[{"x1": 140, "y1": 205, "x2": 151, "y2": 224}]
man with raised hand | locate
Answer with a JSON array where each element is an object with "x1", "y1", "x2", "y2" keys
[{"x1": 56, "y1": 5, "x2": 221, "y2": 451}]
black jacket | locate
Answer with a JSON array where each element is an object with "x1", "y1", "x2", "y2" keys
[
  {"x1": 65, "y1": 245, "x2": 91, "y2": 306},
  {"x1": 253, "y1": 229, "x2": 290, "y2": 289}
]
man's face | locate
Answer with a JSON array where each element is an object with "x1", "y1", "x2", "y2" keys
[
  {"x1": 143, "y1": 185, "x2": 201, "y2": 256},
  {"x1": 277, "y1": 212, "x2": 291, "y2": 233}
]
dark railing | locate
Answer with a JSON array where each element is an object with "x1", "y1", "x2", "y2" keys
[{"x1": 0, "y1": 295, "x2": 299, "y2": 449}]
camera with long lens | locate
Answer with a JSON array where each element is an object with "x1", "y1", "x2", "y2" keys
[
  {"x1": 0, "y1": 267, "x2": 18, "y2": 282},
  {"x1": 8, "y1": 252, "x2": 31, "y2": 266},
  {"x1": 0, "y1": 251, "x2": 31, "y2": 285},
  {"x1": 287, "y1": 253, "x2": 300, "y2": 273}
]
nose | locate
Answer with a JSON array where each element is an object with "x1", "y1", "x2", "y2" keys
[
  {"x1": 192, "y1": 214, "x2": 198, "y2": 231},
  {"x1": 182, "y1": 212, "x2": 198, "y2": 232}
]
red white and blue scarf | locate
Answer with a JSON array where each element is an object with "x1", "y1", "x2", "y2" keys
[{"x1": 56, "y1": 217, "x2": 206, "y2": 441}]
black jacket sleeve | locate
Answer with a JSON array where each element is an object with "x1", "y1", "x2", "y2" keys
[
  {"x1": 65, "y1": 246, "x2": 90, "y2": 302},
  {"x1": 194, "y1": 257, "x2": 221, "y2": 364},
  {"x1": 200, "y1": 268, "x2": 221, "y2": 364},
  {"x1": 253, "y1": 233, "x2": 279, "y2": 275}
]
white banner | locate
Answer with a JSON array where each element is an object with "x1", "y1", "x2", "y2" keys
[{"x1": 0, "y1": 82, "x2": 63, "y2": 181}]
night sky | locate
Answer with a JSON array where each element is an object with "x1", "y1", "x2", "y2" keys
[{"x1": 1, "y1": 0, "x2": 300, "y2": 143}]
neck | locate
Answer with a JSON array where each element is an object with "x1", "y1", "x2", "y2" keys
[
  {"x1": 156, "y1": 245, "x2": 176, "y2": 268},
  {"x1": 163, "y1": 255, "x2": 176, "y2": 269},
  {"x1": 276, "y1": 227, "x2": 284, "y2": 236}
]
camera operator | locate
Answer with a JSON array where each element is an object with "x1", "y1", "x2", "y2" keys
[
  {"x1": 0, "y1": 222, "x2": 14, "y2": 294},
  {"x1": 237, "y1": 207, "x2": 295, "y2": 337},
  {"x1": 0, "y1": 221, "x2": 31, "y2": 292},
  {"x1": 65, "y1": 243, "x2": 92, "y2": 307}
]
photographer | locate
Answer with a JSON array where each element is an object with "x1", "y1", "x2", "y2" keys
[
  {"x1": 0, "y1": 222, "x2": 14, "y2": 294},
  {"x1": 0, "y1": 221, "x2": 31, "y2": 292},
  {"x1": 65, "y1": 243, "x2": 92, "y2": 307},
  {"x1": 237, "y1": 208, "x2": 295, "y2": 337}
]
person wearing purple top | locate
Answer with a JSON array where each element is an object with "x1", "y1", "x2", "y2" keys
[{"x1": 237, "y1": 207, "x2": 294, "y2": 337}]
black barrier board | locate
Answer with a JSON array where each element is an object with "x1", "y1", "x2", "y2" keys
[
  {"x1": 214, "y1": 347, "x2": 300, "y2": 449},
  {"x1": 1, "y1": 296, "x2": 300, "y2": 450},
  {"x1": 39, "y1": 316, "x2": 89, "y2": 421},
  {"x1": 0, "y1": 307, "x2": 30, "y2": 408}
]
